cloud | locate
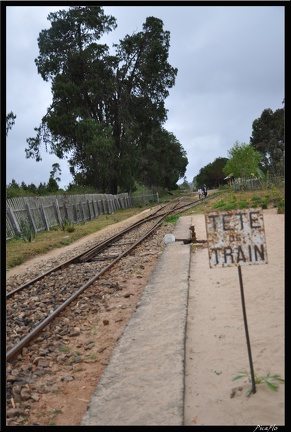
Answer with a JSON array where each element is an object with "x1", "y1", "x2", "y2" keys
[{"x1": 6, "y1": 5, "x2": 284, "y2": 189}]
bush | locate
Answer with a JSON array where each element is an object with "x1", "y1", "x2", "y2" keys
[
  {"x1": 60, "y1": 218, "x2": 75, "y2": 232},
  {"x1": 66, "y1": 225, "x2": 75, "y2": 233},
  {"x1": 18, "y1": 220, "x2": 35, "y2": 242},
  {"x1": 277, "y1": 198, "x2": 285, "y2": 214}
]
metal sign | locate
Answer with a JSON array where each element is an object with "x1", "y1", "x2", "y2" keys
[{"x1": 205, "y1": 208, "x2": 268, "y2": 268}]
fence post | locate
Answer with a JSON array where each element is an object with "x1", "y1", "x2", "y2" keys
[
  {"x1": 87, "y1": 200, "x2": 92, "y2": 220},
  {"x1": 54, "y1": 199, "x2": 62, "y2": 224},
  {"x1": 73, "y1": 204, "x2": 78, "y2": 222},
  {"x1": 63, "y1": 202, "x2": 69, "y2": 220},
  {"x1": 6, "y1": 207, "x2": 21, "y2": 236},
  {"x1": 39, "y1": 204, "x2": 50, "y2": 231},
  {"x1": 79, "y1": 201, "x2": 85, "y2": 221},
  {"x1": 24, "y1": 202, "x2": 37, "y2": 233},
  {"x1": 100, "y1": 199, "x2": 105, "y2": 214},
  {"x1": 91, "y1": 200, "x2": 96, "y2": 218},
  {"x1": 104, "y1": 199, "x2": 109, "y2": 214},
  {"x1": 107, "y1": 198, "x2": 112, "y2": 214}
]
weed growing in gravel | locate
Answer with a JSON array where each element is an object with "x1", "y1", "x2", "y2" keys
[
  {"x1": 51, "y1": 408, "x2": 62, "y2": 415},
  {"x1": 164, "y1": 215, "x2": 179, "y2": 225},
  {"x1": 19, "y1": 415, "x2": 30, "y2": 425},
  {"x1": 232, "y1": 370, "x2": 284, "y2": 397},
  {"x1": 190, "y1": 244, "x2": 196, "y2": 253},
  {"x1": 85, "y1": 354, "x2": 97, "y2": 360},
  {"x1": 57, "y1": 345, "x2": 70, "y2": 353}
]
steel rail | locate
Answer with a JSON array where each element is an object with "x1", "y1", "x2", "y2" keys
[
  {"x1": 6, "y1": 201, "x2": 180, "y2": 299},
  {"x1": 6, "y1": 206, "x2": 177, "y2": 362}
]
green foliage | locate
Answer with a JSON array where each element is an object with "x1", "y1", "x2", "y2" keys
[
  {"x1": 237, "y1": 200, "x2": 248, "y2": 209},
  {"x1": 277, "y1": 198, "x2": 285, "y2": 214},
  {"x1": 47, "y1": 177, "x2": 59, "y2": 193},
  {"x1": 250, "y1": 103, "x2": 285, "y2": 176},
  {"x1": 208, "y1": 190, "x2": 285, "y2": 211},
  {"x1": 6, "y1": 180, "x2": 29, "y2": 198},
  {"x1": 47, "y1": 163, "x2": 61, "y2": 192},
  {"x1": 7, "y1": 255, "x2": 25, "y2": 267},
  {"x1": 60, "y1": 218, "x2": 75, "y2": 232},
  {"x1": 178, "y1": 177, "x2": 192, "y2": 190},
  {"x1": 6, "y1": 178, "x2": 97, "y2": 197},
  {"x1": 213, "y1": 199, "x2": 226, "y2": 209},
  {"x1": 232, "y1": 370, "x2": 284, "y2": 397},
  {"x1": 229, "y1": 195, "x2": 237, "y2": 204},
  {"x1": 57, "y1": 345, "x2": 71, "y2": 353},
  {"x1": 164, "y1": 215, "x2": 180, "y2": 225},
  {"x1": 25, "y1": 6, "x2": 185, "y2": 194},
  {"x1": 194, "y1": 157, "x2": 228, "y2": 189},
  {"x1": 193, "y1": 101, "x2": 283, "y2": 189},
  {"x1": 223, "y1": 141, "x2": 261, "y2": 179},
  {"x1": 137, "y1": 127, "x2": 188, "y2": 190},
  {"x1": 50, "y1": 409, "x2": 62, "y2": 415},
  {"x1": 65, "y1": 183, "x2": 98, "y2": 194},
  {"x1": 18, "y1": 220, "x2": 35, "y2": 243},
  {"x1": 66, "y1": 225, "x2": 75, "y2": 233},
  {"x1": 250, "y1": 195, "x2": 262, "y2": 203}
]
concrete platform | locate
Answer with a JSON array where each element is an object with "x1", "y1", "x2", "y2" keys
[{"x1": 81, "y1": 216, "x2": 193, "y2": 426}]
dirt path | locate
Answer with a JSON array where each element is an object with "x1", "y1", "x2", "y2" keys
[{"x1": 184, "y1": 208, "x2": 285, "y2": 425}]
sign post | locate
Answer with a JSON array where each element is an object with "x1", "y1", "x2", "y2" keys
[{"x1": 205, "y1": 208, "x2": 268, "y2": 395}]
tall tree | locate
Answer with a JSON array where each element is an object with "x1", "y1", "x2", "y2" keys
[
  {"x1": 250, "y1": 103, "x2": 284, "y2": 176},
  {"x1": 25, "y1": 6, "x2": 181, "y2": 194},
  {"x1": 25, "y1": 6, "x2": 117, "y2": 187},
  {"x1": 138, "y1": 127, "x2": 188, "y2": 190},
  {"x1": 193, "y1": 157, "x2": 228, "y2": 189},
  {"x1": 49, "y1": 162, "x2": 62, "y2": 182},
  {"x1": 209, "y1": 157, "x2": 229, "y2": 187},
  {"x1": 46, "y1": 163, "x2": 61, "y2": 192}
]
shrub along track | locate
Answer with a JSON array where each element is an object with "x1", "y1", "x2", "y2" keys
[{"x1": 6, "y1": 198, "x2": 204, "y2": 426}]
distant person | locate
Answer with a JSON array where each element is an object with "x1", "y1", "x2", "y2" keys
[
  {"x1": 198, "y1": 188, "x2": 203, "y2": 199},
  {"x1": 203, "y1": 185, "x2": 207, "y2": 198}
]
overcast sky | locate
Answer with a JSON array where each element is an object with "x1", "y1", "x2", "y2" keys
[{"x1": 6, "y1": 4, "x2": 285, "y2": 189}]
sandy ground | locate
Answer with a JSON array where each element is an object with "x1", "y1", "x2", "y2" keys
[
  {"x1": 6, "y1": 208, "x2": 285, "y2": 426},
  {"x1": 184, "y1": 208, "x2": 285, "y2": 426}
]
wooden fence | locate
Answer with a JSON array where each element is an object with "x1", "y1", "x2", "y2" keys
[
  {"x1": 6, "y1": 193, "x2": 132, "y2": 241},
  {"x1": 231, "y1": 175, "x2": 285, "y2": 191}
]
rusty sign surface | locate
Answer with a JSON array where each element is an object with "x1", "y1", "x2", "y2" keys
[{"x1": 205, "y1": 208, "x2": 268, "y2": 268}]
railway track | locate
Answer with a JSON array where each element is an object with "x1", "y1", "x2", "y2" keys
[{"x1": 7, "y1": 198, "x2": 201, "y2": 362}]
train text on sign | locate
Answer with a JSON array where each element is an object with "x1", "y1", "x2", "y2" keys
[{"x1": 205, "y1": 208, "x2": 268, "y2": 268}]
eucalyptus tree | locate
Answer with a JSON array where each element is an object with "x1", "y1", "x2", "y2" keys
[
  {"x1": 25, "y1": 6, "x2": 181, "y2": 194},
  {"x1": 250, "y1": 104, "x2": 285, "y2": 176},
  {"x1": 193, "y1": 157, "x2": 228, "y2": 189},
  {"x1": 138, "y1": 126, "x2": 188, "y2": 190}
]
